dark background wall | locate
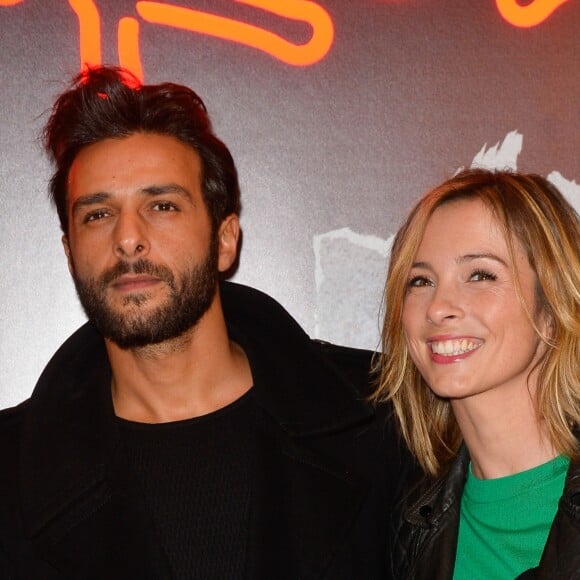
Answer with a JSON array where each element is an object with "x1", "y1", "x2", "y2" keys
[{"x1": 1, "y1": 0, "x2": 578, "y2": 406}]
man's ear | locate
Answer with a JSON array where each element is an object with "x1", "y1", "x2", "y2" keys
[
  {"x1": 62, "y1": 234, "x2": 74, "y2": 276},
  {"x1": 217, "y1": 214, "x2": 240, "y2": 273}
]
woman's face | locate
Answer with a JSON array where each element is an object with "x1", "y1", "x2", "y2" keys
[{"x1": 402, "y1": 198, "x2": 549, "y2": 403}]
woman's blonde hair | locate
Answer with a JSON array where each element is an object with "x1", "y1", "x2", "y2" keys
[{"x1": 373, "y1": 169, "x2": 580, "y2": 477}]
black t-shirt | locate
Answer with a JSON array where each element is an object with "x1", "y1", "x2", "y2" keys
[{"x1": 117, "y1": 388, "x2": 256, "y2": 580}]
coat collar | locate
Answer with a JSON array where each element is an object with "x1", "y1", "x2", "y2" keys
[
  {"x1": 392, "y1": 446, "x2": 467, "y2": 580},
  {"x1": 19, "y1": 322, "x2": 115, "y2": 538},
  {"x1": 557, "y1": 454, "x2": 580, "y2": 521},
  {"x1": 220, "y1": 281, "x2": 373, "y2": 435},
  {"x1": 404, "y1": 445, "x2": 469, "y2": 529},
  {"x1": 19, "y1": 281, "x2": 375, "y2": 577}
]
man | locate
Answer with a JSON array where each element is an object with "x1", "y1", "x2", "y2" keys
[{"x1": 0, "y1": 67, "x2": 408, "y2": 579}]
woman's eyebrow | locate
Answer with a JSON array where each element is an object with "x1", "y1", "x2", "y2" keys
[
  {"x1": 410, "y1": 253, "x2": 509, "y2": 270},
  {"x1": 457, "y1": 253, "x2": 508, "y2": 266}
]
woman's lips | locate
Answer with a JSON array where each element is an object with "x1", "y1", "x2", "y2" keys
[{"x1": 427, "y1": 337, "x2": 483, "y2": 364}]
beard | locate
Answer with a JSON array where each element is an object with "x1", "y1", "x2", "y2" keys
[{"x1": 71, "y1": 237, "x2": 219, "y2": 349}]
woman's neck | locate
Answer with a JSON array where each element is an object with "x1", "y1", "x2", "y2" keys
[{"x1": 451, "y1": 384, "x2": 557, "y2": 479}]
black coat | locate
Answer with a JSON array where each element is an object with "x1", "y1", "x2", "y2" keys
[
  {"x1": 391, "y1": 445, "x2": 580, "y2": 580},
  {"x1": 0, "y1": 282, "x2": 410, "y2": 579}
]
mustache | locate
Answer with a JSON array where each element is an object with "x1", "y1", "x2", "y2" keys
[{"x1": 100, "y1": 259, "x2": 175, "y2": 287}]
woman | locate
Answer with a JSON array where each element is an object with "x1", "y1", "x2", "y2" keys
[{"x1": 374, "y1": 169, "x2": 580, "y2": 579}]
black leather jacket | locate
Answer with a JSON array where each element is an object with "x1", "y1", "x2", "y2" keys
[{"x1": 391, "y1": 446, "x2": 580, "y2": 579}]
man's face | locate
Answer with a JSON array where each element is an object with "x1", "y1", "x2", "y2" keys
[{"x1": 63, "y1": 132, "x2": 238, "y2": 349}]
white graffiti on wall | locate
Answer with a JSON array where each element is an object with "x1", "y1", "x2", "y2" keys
[{"x1": 314, "y1": 131, "x2": 580, "y2": 350}]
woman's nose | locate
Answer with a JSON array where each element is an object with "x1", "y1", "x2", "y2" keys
[{"x1": 425, "y1": 283, "x2": 465, "y2": 325}]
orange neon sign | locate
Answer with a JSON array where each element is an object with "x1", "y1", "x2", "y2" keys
[
  {"x1": 136, "y1": 1, "x2": 334, "y2": 67},
  {"x1": 68, "y1": 0, "x2": 334, "y2": 78},
  {"x1": 495, "y1": 0, "x2": 571, "y2": 28},
  {"x1": 0, "y1": 0, "x2": 334, "y2": 79},
  {"x1": 0, "y1": 0, "x2": 572, "y2": 81},
  {"x1": 68, "y1": 0, "x2": 101, "y2": 69}
]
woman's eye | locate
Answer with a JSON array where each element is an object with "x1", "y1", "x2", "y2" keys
[
  {"x1": 408, "y1": 275, "x2": 432, "y2": 287},
  {"x1": 470, "y1": 269, "x2": 497, "y2": 282}
]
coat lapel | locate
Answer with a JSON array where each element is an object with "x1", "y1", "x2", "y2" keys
[
  {"x1": 247, "y1": 413, "x2": 370, "y2": 579},
  {"x1": 222, "y1": 283, "x2": 376, "y2": 578},
  {"x1": 18, "y1": 323, "x2": 172, "y2": 578}
]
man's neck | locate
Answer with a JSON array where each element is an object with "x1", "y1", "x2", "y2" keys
[{"x1": 106, "y1": 302, "x2": 253, "y2": 424}]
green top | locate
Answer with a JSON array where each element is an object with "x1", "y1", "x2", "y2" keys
[{"x1": 453, "y1": 454, "x2": 569, "y2": 579}]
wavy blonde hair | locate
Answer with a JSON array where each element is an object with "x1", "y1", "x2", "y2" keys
[{"x1": 373, "y1": 169, "x2": 580, "y2": 477}]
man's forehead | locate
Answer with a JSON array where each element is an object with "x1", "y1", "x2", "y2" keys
[{"x1": 67, "y1": 133, "x2": 203, "y2": 200}]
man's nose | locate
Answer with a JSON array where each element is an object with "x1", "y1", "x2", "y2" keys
[{"x1": 113, "y1": 211, "x2": 149, "y2": 259}]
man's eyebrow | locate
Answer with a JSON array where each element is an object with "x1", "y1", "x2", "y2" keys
[
  {"x1": 71, "y1": 184, "x2": 196, "y2": 216},
  {"x1": 71, "y1": 192, "x2": 110, "y2": 215},
  {"x1": 140, "y1": 184, "x2": 194, "y2": 200}
]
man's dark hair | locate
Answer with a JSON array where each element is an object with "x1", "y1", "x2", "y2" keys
[{"x1": 43, "y1": 66, "x2": 241, "y2": 233}]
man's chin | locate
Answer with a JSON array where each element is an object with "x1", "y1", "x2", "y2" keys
[
  {"x1": 103, "y1": 323, "x2": 196, "y2": 350},
  {"x1": 114, "y1": 291, "x2": 160, "y2": 309},
  {"x1": 105, "y1": 333, "x2": 166, "y2": 350},
  {"x1": 94, "y1": 307, "x2": 196, "y2": 350},
  {"x1": 103, "y1": 290, "x2": 170, "y2": 316}
]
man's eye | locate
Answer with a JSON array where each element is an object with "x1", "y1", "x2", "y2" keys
[
  {"x1": 408, "y1": 275, "x2": 432, "y2": 287},
  {"x1": 153, "y1": 201, "x2": 178, "y2": 211},
  {"x1": 84, "y1": 210, "x2": 109, "y2": 223},
  {"x1": 470, "y1": 269, "x2": 498, "y2": 282}
]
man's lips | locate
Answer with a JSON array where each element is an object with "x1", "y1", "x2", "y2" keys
[{"x1": 110, "y1": 274, "x2": 162, "y2": 292}]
